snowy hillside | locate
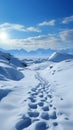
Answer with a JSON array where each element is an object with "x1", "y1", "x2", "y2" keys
[
  {"x1": 49, "y1": 52, "x2": 73, "y2": 62},
  {"x1": 0, "y1": 51, "x2": 27, "y2": 81},
  {"x1": 0, "y1": 51, "x2": 27, "y2": 67},
  {"x1": 0, "y1": 51, "x2": 73, "y2": 130},
  {"x1": 39, "y1": 59, "x2": 73, "y2": 130}
]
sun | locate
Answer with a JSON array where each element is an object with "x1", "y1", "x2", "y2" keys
[{"x1": 0, "y1": 32, "x2": 8, "y2": 41}]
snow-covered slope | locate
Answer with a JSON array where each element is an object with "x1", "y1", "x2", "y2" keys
[
  {"x1": 39, "y1": 59, "x2": 73, "y2": 130},
  {"x1": 0, "y1": 51, "x2": 27, "y2": 80},
  {"x1": 0, "y1": 65, "x2": 24, "y2": 81},
  {"x1": 0, "y1": 51, "x2": 27, "y2": 67},
  {"x1": 49, "y1": 52, "x2": 73, "y2": 62},
  {"x1": 0, "y1": 51, "x2": 73, "y2": 130}
]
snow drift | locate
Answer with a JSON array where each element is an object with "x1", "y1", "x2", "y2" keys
[
  {"x1": 0, "y1": 51, "x2": 27, "y2": 67},
  {"x1": 0, "y1": 51, "x2": 26, "y2": 80},
  {"x1": 0, "y1": 66, "x2": 24, "y2": 81}
]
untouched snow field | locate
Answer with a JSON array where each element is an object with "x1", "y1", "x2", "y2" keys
[{"x1": 0, "y1": 52, "x2": 73, "y2": 130}]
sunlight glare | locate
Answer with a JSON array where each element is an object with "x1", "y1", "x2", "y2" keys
[{"x1": 0, "y1": 32, "x2": 8, "y2": 41}]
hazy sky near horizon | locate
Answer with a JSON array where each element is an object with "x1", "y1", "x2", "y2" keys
[{"x1": 0, "y1": 0, "x2": 73, "y2": 50}]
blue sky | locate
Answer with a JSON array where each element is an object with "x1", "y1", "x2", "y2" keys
[{"x1": 0, "y1": 0, "x2": 73, "y2": 50}]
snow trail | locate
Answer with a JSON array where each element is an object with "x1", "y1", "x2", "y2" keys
[
  {"x1": 0, "y1": 52, "x2": 73, "y2": 130},
  {"x1": 15, "y1": 71, "x2": 69, "y2": 130}
]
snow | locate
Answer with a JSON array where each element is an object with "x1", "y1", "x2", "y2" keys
[
  {"x1": 0, "y1": 51, "x2": 27, "y2": 68},
  {"x1": 0, "y1": 65, "x2": 24, "y2": 81},
  {"x1": 0, "y1": 51, "x2": 73, "y2": 130},
  {"x1": 39, "y1": 59, "x2": 73, "y2": 130},
  {"x1": 49, "y1": 52, "x2": 73, "y2": 62}
]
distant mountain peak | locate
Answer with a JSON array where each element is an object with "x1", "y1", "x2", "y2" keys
[{"x1": 49, "y1": 52, "x2": 73, "y2": 62}]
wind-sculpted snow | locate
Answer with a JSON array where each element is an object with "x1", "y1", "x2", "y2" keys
[
  {"x1": 0, "y1": 51, "x2": 27, "y2": 67},
  {"x1": 0, "y1": 66, "x2": 24, "y2": 81},
  {"x1": 0, "y1": 51, "x2": 27, "y2": 81},
  {"x1": 0, "y1": 89, "x2": 12, "y2": 101}
]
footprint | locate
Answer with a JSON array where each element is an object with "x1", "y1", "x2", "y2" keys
[
  {"x1": 46, "y1": 91, "x2": 49, "y2": 94},
  {"x1": 31, "y1": 88, "x2": 36, "y2": 92},
  {"x1": 28, "y1": 103, "x2": 37, "y2": 109},
  {"x1": 35, "y1": 121, "x2": 48, "y2": 130},
  {"x1": 60, "y1": 98, "x2": 63, "y2": 100},
  {"x1": 38, "y1": 102, "x2": 44, "y2": 107},
  {"x1": 38, "y1": 88, "x2": 41, "y2": 91},
  {"x1": 24, "y1": 99, "x2": 27, "y2": 102},
  {"x1": 42, "y1": 106, "x2": 49, "y2": 111},
  {"x1": 28, "y1": 97, "x2": 36, "y2": 103},
  {"x1": 53, "y1": 122, "x2": 58, "y2": 126},
  {"x1": 53, "y1": 107, "x2": 56, "y2": 110},
  {"x1": 16, "y1": 116, "x2": 31, "y2": 130},
  {"x1": 58, "y1": 112, "x2": 69, "y2": 121},
  {"x1": 45, "y1": 97, "x2": 47, "y2": 100},
  {"x1": 28, "y1": 111, "x2": 39, "y2": 117},
  {"x1": 28, "y1": 91, "x2": 31, "y2": 94},
  {"x1": 64, "y1": 117, "x2": 69, "y2": 120},
  {"x1": 40, "y1": 90, "x2": 44, "y2": 93},
  {"x1": 49, "y1": 104, "x2": 53, "y2": 107},
  {"x1": 41, "y1": 112, "x2": 49, "y2": 120},
  {"x1": 49, "y1": 111, "x2": 57, "y2": 119},
  {"x1": 39, "y1": 94, "x2": 44, "y2": 98},
  {"x1": 31, "y1": 92, "x2": 38, "y2": 96},
  {"x1": 48, "y1": 94, "x2": 52, "y2": 98},
  {"x1": 41, "y1": 99, "x2": 46, "y2": 102}
]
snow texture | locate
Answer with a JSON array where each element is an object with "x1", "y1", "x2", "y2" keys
[{"x1": 0, "y1": 51, "x2": 73, "y2": 130}]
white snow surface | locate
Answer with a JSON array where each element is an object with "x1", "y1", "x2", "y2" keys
[{"x1": 0, "y1": 52, "x2": 73, "y2": 130}]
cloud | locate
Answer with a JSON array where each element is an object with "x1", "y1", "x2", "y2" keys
[
  {"x1": 38, "y1": 20, "x2": 56, "y2": 26},
  {"x1": 0, "y1": 24, "x2": 73, "y2": 51},
  {"x1": 59, "y1": 29, "x2": 73, "y2": 43},
  {"x1": 62, "y1": 15, "x2": 73, "y2": 24},
  {"x1": 10, "y1": 31, "x2": 73, "y2": 50},
  {"x1": 26, "y1": 27, "x2": 41, "y2": 32},
  {"x1": 0, "y1": 33, "x2": 69, "y2": 51},
  {"x1": 0, "y1": 23, "x2": 41, "y2": 32}
]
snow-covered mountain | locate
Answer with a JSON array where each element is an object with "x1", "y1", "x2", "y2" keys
[
  {"x1": 49, "y1": 52, "x2": 73, "y2": 62},
  {"x1": 60, "y1": 48, "x2": 73, "y2": 55},
  {"x1": 0, "y1": 48, "x2": 55, "y2": 58},
  {"x1": 28, "y1": 48, "x2": 55, "y2": 57}
]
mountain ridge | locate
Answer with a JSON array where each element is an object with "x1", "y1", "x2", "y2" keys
[{"x1": 49, "y1": 52, "x2": 73, "y2": 62}]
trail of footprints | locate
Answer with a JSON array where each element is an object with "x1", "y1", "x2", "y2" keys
[{"x1": 16, "y1": 77, "x2": 69, "y2": 130}]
